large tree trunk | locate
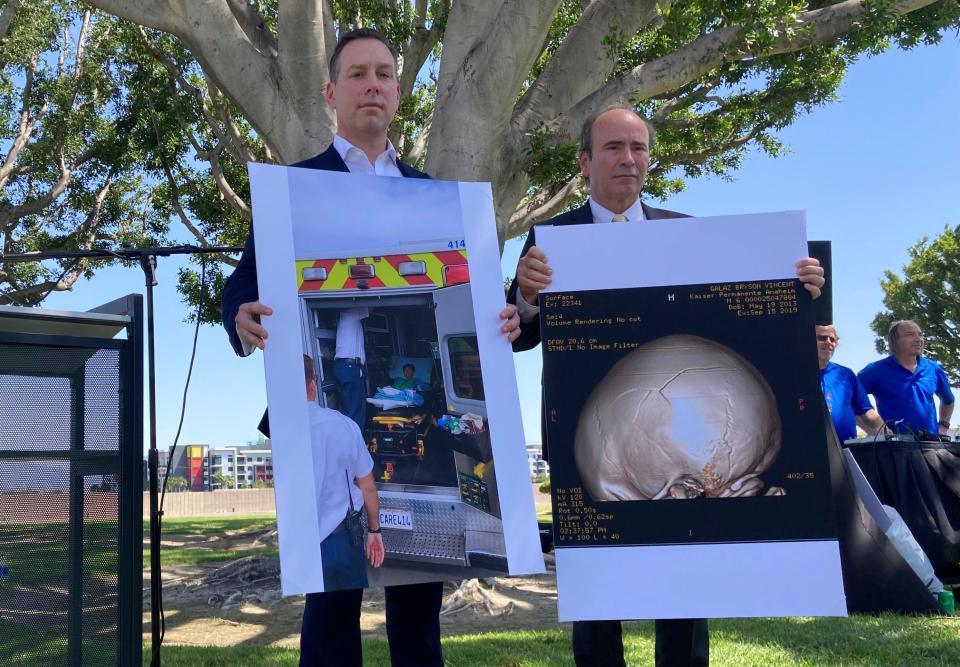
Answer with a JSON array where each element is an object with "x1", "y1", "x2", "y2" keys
[
  {"x1": 84, "y1": 0, "x2": 946, "y2": 247},
  {"x1": 85, "y1": 0, "x2": 336, "y2": 163}
]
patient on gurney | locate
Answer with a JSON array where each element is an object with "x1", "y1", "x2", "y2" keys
[
  {"x1": 392, "y1": 363, "x2": 428, "y2": 391},
  {"x1": 367, "y1": 358, "x2": 431, "y2": 410}
]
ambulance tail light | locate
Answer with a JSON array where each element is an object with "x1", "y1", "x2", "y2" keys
[
  {"x1": 443, "y1": 264, "x2": 469, "y2": 286},
  {"x1": 302, "y1": 267, "x2": 328, "y2": 281},
  {"x1": 398, "y1": 260, "x2": 427, "y2": 276},
  {"x1": 349, "y1": 264, "x2": 376, "y2": 279}
]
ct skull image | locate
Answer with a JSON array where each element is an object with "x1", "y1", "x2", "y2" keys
[{"x1": 575, "y1": 334, "x2": 784, "y2": 501}]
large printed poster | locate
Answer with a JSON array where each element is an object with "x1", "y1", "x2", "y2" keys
[
  {"x1": 248, "y1": 164, "x2": 544, "y2": 595},
  {"x1": 537, "y1": 211, "x2": 847, "y2": 621}
]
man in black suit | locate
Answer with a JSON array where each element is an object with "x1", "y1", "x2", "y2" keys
[
  {"x1": 222, "y1": 28, "x2": 520, "y2": 667},
  {"x1": 507, "y1": 106, "x2": 824, "y2": 667}
]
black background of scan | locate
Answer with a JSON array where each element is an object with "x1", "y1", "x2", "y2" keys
[{"x1": 542, "y1": 279, "x2": 838, "y2": 548}]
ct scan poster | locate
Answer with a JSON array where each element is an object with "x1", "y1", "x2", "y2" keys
[
  {"x1": 537, "y1": 211, "x2": 846, "y2": 621},
  {"x1": 248, "y1": 164, "x2": 544, "y2": 595}
]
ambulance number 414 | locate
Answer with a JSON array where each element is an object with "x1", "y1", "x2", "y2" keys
[{"x1": 447, "y1": 239, "x2": 466, "y2": 249}]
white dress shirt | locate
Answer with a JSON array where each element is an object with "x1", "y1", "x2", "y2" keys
[
  {"x1": 515, "y1": 196, "x2": 645, "y2": 321},
  {"x1": 332, "y1": 134, "x2": 403, "y2": 177},
  {"x1": 335, "y1": 307, "x2": 369, "y2": 363},
  {"x1": 587, "y1": 197, "x2": 646, "y2": 225},
  {"x1": 240, "y1": 135, "x2": 402, "y2": 356},
  {"x1": 308, "y1": 404, "x2": 374, "y2": 542}
]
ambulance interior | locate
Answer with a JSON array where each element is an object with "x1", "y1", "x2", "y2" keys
[{"x1": 305, "y1": 293, "x2": 501, "y2": 520}]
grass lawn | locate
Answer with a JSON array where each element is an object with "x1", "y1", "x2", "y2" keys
[
  {"x1": 141, "y1": 514, "x2": 278, "y2": 568},
  {"x1": 0, "y1": 521, "x2": 118, "y2": 587},
  {"x1": 145, "y1": 547, "x2": 279, "y2": 568},
  {"x1": 140, "y1": 617, "x2": 960, "y2": 666},
  {"x1": 146, "y1": 514, "x2": 277, "y2": 536},
  {"x1": 0, "y1": 516, "x2": 280, "y2": 586},
  {"x1": 3, "y1": 616, "x2": 957, "y2": 666}
]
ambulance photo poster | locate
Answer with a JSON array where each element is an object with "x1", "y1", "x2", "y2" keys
[
  {"x1": 248, "y1": 164, "x2": 544, "y2": 595},
  {"x1": 536, "y1": 212, "x2": 847, "y2": 621}
]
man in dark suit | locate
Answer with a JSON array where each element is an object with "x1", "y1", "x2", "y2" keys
[
  {"x1": 222, "y1": 28, "x2": 520, "y2": 667},
  {"x1": 507, "y1": 106, "x2": 824, "y2": 667}
]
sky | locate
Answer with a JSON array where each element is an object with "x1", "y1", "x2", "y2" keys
[{"x1": 35, "y1": 34, "x2": 960, "y2": 452}]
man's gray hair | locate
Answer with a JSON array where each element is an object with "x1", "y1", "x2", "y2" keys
[
  {"x1": 579, "y1": 103, "x2": 656, "y2": 158},
  {"x1": 886, "y1": 319, "x2": 920, "y2": 353}
]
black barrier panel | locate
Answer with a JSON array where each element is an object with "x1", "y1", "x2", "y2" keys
[
  {"x1": 807, "y1": 240, "x2": 833, "y2": 326},
  {"x1": 0, "y1": 297, "x2": 142, "y2": 667}
]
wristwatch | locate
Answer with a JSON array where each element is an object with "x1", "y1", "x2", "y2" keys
[
  {"x1": 938, "y1": 420, "x2": 951, "y2": 429},
  {"x1": 368, "y1": 526, "x2": 382, "y2": 534}
]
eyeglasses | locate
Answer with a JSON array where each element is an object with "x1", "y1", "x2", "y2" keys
[{"x1": 816, "y1": 335, "x2": 838, "y2": 343}]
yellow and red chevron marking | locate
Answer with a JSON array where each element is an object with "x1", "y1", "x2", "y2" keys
[{"x1": 296, "y1": 250, "x2": 469, "y2": 292}]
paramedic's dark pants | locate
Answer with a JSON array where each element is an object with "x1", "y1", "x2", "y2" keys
[
  {"x1": 572, "y1": 619, "x2": 709, "y2": 666},
  {"x1": 334, "y1": 358, "x2": 366, "y2": 429},
  {"x1": 300, "y1": 581, "x2": 444, "y2": 667},
  {"x1": 319, "y1": 520, "x2": 368, "y2": 591}
]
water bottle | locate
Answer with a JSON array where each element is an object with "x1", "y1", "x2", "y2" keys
[
  {"x1": 0, "y1": 554, "x2": 9, "y2": 587},
  {"x1": 938, "y1": 590, "x2": 956, "y2": 615}
]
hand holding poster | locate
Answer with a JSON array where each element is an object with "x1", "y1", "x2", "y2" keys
[
  {"x1": 537, "y1": 211, "x2": 847, "y2": 621},
  {"x1": 248, "y1": 164, "x2": 544, "y2": 594}
]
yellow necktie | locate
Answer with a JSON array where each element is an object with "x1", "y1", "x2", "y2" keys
[{"x1": 612, "y1": 213, "x2": 628, "y2": 222}]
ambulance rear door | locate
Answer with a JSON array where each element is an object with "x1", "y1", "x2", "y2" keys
[{"x1": 432, "y1": 283, "x2": 486, "y2": 417}]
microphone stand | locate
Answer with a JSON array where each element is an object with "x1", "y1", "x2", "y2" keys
[{"x1": 0, "y1": 244, "x2": 242, "y2": 666}]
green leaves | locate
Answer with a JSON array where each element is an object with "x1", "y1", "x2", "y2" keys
[
  {"x1": 3, "y1": 1, "x2": 957, "y2": 317},
  {"x1": 873, "y1": 225, "x2": 960, "y2": 383},
  {"x1": 0, "y1": 2, "x2": 161, "y2": 305}
]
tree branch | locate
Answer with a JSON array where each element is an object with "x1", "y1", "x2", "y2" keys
[
  {"x1": 406, "y1": 109, "x2": 433, "y2": 165},
  {"x1": 83, "y1": 0, "x2": 181, "y2": 33},
  {"x1": 0, "y1": 60, "x2": 41, "y2": 189},
  {"x1": 0, "y1": 0, "x2": 20, "y2": 41},
  {"x1": 141, "y1": 27, "x2": 257, "y2": 190},
  {"x1": 506, "y1": 174, "x2": 585, "y2": 238},
  {"x1": 196, "y1": 141, "x2": 252, "y2": 222},
  {"x1": 204, "y1": 74, "x2": 257, "y2": 165},
  {"x1": 652, "y1": 70, "x2": 729, "y2": 120},
  {"x1": 73, "y1": 9, "x2": 91, "y2": 82},
  {"x1": 0, "y1": 153, "x2": 73, "y2": 230},
  {"x1": 146, "y1": 101, "x2": 239, "y2": 265},
  {"x1": 0, "y1": 173, "x2": 114, "y2": 305},
  {"x1": 277, "y1": 0, "x2": 334, "y2": 140},
  {"x1": 515, "y1": 0, "x2": 667, "y2": 132},
  {"x1": 0, "y1": 280, "x2": 64, "y2": 305},
  {"x1": 88, "y1": 0, "x2": 299, "y2": 159},
  {"x1": 553, "y1": 0, "x2": 940, "y2": 140},
  {"x1": 398, "y1": 0, "x2": 448, "y2": 99},
  {"x1": 75, "y1": 172, "x2": 113, "y2": 245},
  {"x1": 651, "y1": 126, "x2": 767, "y2": 174},
  {"x1": 225, "y1": 0, "x2": 278, "y2": 56},
  {"x1": 429, "y1": 0, "x2": 563, "y2": 178}
]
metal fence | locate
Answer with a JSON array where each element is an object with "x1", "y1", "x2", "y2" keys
[
  {"x1": 0, "y1": 297, "x2": 142, "y2": 666},
  {"x1": 148, "y1": 488, "x2": 277, "y2": 517}
]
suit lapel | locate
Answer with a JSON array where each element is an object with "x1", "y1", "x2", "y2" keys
[
  {"x1": 292, "y1": 144, "x2": 350, "y2": 172},
  {"x1": 397, "y1": 161, "x2": 417, "y2": 178},
  {"x1": 555, "y1": 201, "x2": 593, "y2": 226}
]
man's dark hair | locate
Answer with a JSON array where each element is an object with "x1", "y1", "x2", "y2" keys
[
  {"x1": 579, "y1": 103, "x2": 656, "y2": 158},
  {"x1": 329, "y1": 28, "x2": 399, "y2": 82},
  {"x1": 403, "y1": 363, "x2": 415, "y2": 373},
  {"x1": 886, "y1": 319, "x2": 920, "y2": 354}
]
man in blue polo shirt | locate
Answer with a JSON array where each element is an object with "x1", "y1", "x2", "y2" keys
[
  {"x1": 817, "y1": 324, "x2": 883, "y2": 440},
  {"x1": 858, "y1": 320, "x2": 955, "y2": 435}
]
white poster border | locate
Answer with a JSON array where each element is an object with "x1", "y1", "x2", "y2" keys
[
  {"x1": 248, "y1": 163, "x2": 544, "y2": 594},
  {"x1": 538, "y1": 210, "x2": 848, "y2": 620}
]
